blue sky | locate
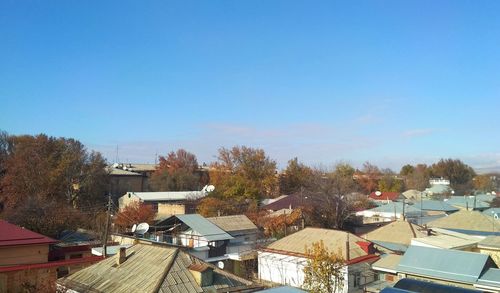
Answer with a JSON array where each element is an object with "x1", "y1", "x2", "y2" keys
[{"x1": 1, "y1": 1, "x2": 499, "y2": 171}]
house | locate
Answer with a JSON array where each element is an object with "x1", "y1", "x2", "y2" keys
[
  {"x1": 119, "y1": 189, "x2": 209, "y2": 217},
  {"x1": 355, "y1": 201, "x2": 425, "y2": 224},
  {"x1": 361, "y1": 220, "x2": 427, "y2": 253},
  {"x1": 258, "y1": 227, "x2": 379, "y2": 292},
  {"x1": 151, "y1": 214, "x2": 234, "y2": 264},
  {"x1": 108, "y1": 167, "x2": 148, "y2": 197},
  {"x1": 396, "y1": 245, "x2": 500, "y2": 292},
  {"x1": 0, "y1": 220, "x2": 101, "y2": 292},
  {"x1": 208, "y1": 215, "x2": 260, "y2": 278},
  {"x1": 426, "y1": 210, "x2": 500, "y2": 236},
  {"x1": 58, "y1": 243, "x2": 259, "y2": 292},
  {"x1": 368, "y1": 191, "x2": 405, "y2": 203}
]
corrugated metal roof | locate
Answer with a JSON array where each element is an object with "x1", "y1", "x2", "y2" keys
[
  {"x1": 124, "y1": 191, "x2": 207, "y2": 201},
  {"x1": 176, "y1": 214, "x2": 233, "y2": 241},
  {"x1": 478, "y1": 236, "x2": 500, "y2": 249},
  {"x1": 0, "y1": 220, "x2": 57, "y2": 247},
  {"x1": 207, "y1": 215, "x2": 258, "y2": 233},
  {"x1": 372, "y1": 254, "x2": 402, "y2": 273},
  {"x1": 397, "y1": 246, "x2": 493, "y2": 283},
  {"x1": 477, "y1": 268, "x2": 500, "y2": 286},
  {"x1": 444, "y1": 196, "x2": 490, "y2": 210},
  {"x1": 427, "y1": 210, "x2": 500, "y2": 233},
  {"x1": 414, "y1": 200, "x2": 459, "y2": 212},
  {"x1": 483, "y1": 208, "x2": 500, "y2": 217},
  {"x1": 362, "y1": 220, "x2": 427, "y2": 246},
  {"x1": 265, "y1": 227, "x2": 370, "y2": 260},
  {"x1": 412, "y1": 234, "x2": 479, "y2": 250},
  {"x1": 363, "y1": 201, "x2": 422, "y2": 215}
]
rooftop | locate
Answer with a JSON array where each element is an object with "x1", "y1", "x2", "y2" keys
[
  {"x1": 159, "y1": 214, "x2": 234, "y2": 242},
  {"x1": 413, "y1": 200, "x2": 459, "y2": 212},
  {"x1": 124, "y1": 191, "x2": 207, "y2": 202},
  {"x1": 371, "y1": 254, "x2": 402, "y2": 274},
  {"x1": 264, "y1": 227, "x2": 375, "y2": 262},
  {"x1": 362, "y1": 220, "x2": 427, "y2": 249},
  {"x1": 427, "y1": 210, "x2": 500, "y2": 233},
  {"x1": 59, "y1": 243, "x2": 254, "y2": 293},
  {"x1": 207, "y1": 215, "x2": 258, "y2": 233},
  {"x1": 397, "y1": 245, "x2": 496, "y2": 284},
  {"x1": 0, "y1": 220, "x2": 57, "y2": 247}
]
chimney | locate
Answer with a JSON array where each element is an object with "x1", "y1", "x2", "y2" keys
[
  {"x1": 345, "y1": 233, "x2": 350, "y2": 261},
  {"x1": 188, "y1": 263, "x2": 213, "y2": 286},
  {"x1": 117, "y1": 247, "x2": 127, "y2": 265}
]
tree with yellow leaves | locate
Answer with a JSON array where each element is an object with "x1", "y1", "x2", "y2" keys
[{"x1": 303, "y1": 240, "x2": 345, "y2": 293}]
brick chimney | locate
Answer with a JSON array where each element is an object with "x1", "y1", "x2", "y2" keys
[{"x1": 117, "y1": 247, "x2": 127, "y2": 265}]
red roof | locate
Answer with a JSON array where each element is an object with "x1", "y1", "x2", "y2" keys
[
  {"x1": 0, "y1": 220, "x2": 57, "y2": 247},
  {"x1": 0, "y1": 256, "x2": 102, "y2": 273},
  {"x1": 263, "y1": 194, "x2": 310, "y2": 211},
  {"x1": 368, "y1": 191, "x2": 402, "y2": 201}
]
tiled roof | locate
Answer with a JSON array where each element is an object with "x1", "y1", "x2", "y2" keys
[{"x1": 0, "y1": 220, "x2": 57, "y2": 247}]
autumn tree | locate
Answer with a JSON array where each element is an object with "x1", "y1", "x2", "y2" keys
[
  {"x1": 114, "y1": 202, "x2": 156, "y2": 231},
  {"x1": 304, "y1": 240, "x2": 345, "y2": 293},
  {"x1": 473, "y1": 174, "x2": 496, "y2": 192},
  {"x1": 378, "y1": 169, "x2": 404, "y2": 192},
  {"x1": 430, "y1": 159, "x2": 476, "y2": 195},
  {"x1": 279, "y1": 157, "x2": 315, "y2": 195},
  {"x1": 209, "y1": 146, "x2": 278, "y2": 201},
  {"x1": 0, "y1": 133, "x2": 109, "y2": 236},
  {"x1": 357, "y1": 162, "x2": 381, "y2": 194},
  {"x1": 150, "y1": 149, "x2": 205, "y2": 191}
]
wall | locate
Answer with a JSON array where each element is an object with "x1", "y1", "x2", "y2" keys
[
  {"x1": 118, "y1": 193, "x2": 141, "y2": 210},
  {"x1": 258, "y1": 251, "x2": 307, "y2": 288},
  {"x1": 0, "y1": 244, "x2": 49, "y2": 266},
  {"x1": 158, "y1": 203, "x2": 186, "y2": 217},
  {"x1": 109, "y1": 175, "x2": 145, "y2": 197}
]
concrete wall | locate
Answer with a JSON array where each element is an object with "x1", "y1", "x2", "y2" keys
[
  {"x1": 0, "y1": 244, "x2": 49, "y2": 266},
  {"x1": 110, "y1": 175, "x2": 145, "y2": 197},
  {"x1": 158, "y1": 203, "x2": 186, "y2": 217},
  {"x1": 118, "y1": 193, "x2": 141, "y2": 210}
]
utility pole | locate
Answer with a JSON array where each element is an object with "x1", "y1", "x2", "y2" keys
[{"x1": 103, "y1": 195, "x2": 112, "y2": 258}]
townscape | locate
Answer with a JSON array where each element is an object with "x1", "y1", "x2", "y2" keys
[
  {"x1": 1, "y1": 134, "x2": 499, "y2": 292},
  {"x1": 3, "y1": 1, "x2": 500, "y2": 292}
]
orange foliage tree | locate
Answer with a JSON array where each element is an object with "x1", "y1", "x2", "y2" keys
[
  {"x1": 304, "y1": 240, "x2": 345, "y2": 293},
  {"x1": 114, "y1": 202, "x2": 156, "y2": 231}
]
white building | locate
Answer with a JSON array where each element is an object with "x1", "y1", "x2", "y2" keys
[{"x1": 258, "y1": 228, "x2": 378, "y2": 292}]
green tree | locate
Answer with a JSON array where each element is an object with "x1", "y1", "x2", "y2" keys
[
  {"x1": 304, "y1": 240, "x2": 345, "y2": 293},
  {"x1": 150, "y1": 149, "x2": 204, "y2": 191},
  {"x1": 400, "y1": 164, "x2": 415, "y2": 176},
  {"x1": 430, "y1": 159, "x2": 476, "y2": 194},
  {"x1": 279, "y1": 157, "x2": 314, "y2": 194}
]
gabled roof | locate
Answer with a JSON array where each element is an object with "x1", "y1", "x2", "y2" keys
[
  {"x1": 402, "y1": 189, "x2": 426, "y2": 200},
  {"x1": 123, "y1": 191, "x2": 206, "y2": 202},
  {"x1": 362, "y1": 221, "x2": 427, "y2": 248},
  {"x1": 59, "y1": 243, "x2": 254, "y2": 293},
  {"x1": 368, "y1": 192, "x2": 403, "y2": 201},
  {"x1": 358, "y1": 201, "x2": 422, "y2": 215},
  {"x1": 264, "y1": 227, "x2": 375, "y2": 263},
  {"x1": 262, "y1": 194, "x2": 309, "y2": 211},
  {"x1": 397, "y1": 245, "x2": 496, "y2": 284},
  {"x1": 414, "y1": 200, "x2": 459, "y2": 212},
  {"x1": 427, "y1": 210, "x2": 500, "y2": 233},
  {"x1": 0, "y1": 220, "x2": 56, "y2": 247},
  {"x1": 174, "y1": 214, "x2": 233, "y2": 241},
  {"x1": 207, "y1": 215, "x2": 258, "y2": 234}
]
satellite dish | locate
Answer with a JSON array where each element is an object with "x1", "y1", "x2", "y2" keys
[
  {"x1": 135, "y1": 223, "x2": 149, "y2": 235},
  {"x1": 206, "y1": 185, "x2": 215, "y2": 192},
  {"x1": 375, "y1": 191, "x2": 382, "y2": 197},
  {"x1": 217, "y1": 261, "x2": 225, "y2": 269},
  {"x1": 131, "y1": 224, "x2": 137, "y2": 233}
]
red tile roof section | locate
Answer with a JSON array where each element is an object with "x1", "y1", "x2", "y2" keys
[
  {"x1": 368, "y1": 191, "x2": 402, "y2": 201},
  {"x1": 0, "y1": 256, "x2": 103, "y2": 273},
  {"x1": 0, "y1": 220, "x2": 57, "y2": 247}
]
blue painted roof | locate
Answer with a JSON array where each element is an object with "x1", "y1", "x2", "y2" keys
[
  {"x1": 483, "y1": 208, "x2": 500, "y2": 217},
  {"x1": 425, "y1": 184, "x2": 452, "y2": 195},
  {"x1": 175, "y1": 214, "x2": 233, "y2": 241},
  {"x1": 367, "y1": 202, "x2": 422, "y2": 215},
  {"x1": 397, "y1": 246, "x2": 494, "y2": 283},
  {"x1": 445, "y1": 196, "x2": 490, "y2": 210},
  {"x1": 477, "y1": 268, "x2": 500, "y2": 286},
  {"x1": 372, "y1": 240, "x2": 409, "y2": 253},
  {"x1": 414, "y1": 200, "x2": 458, "y2": 212},
  {"x1": 394, "y1": 278, "x2": 482, "y2": 293}
]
